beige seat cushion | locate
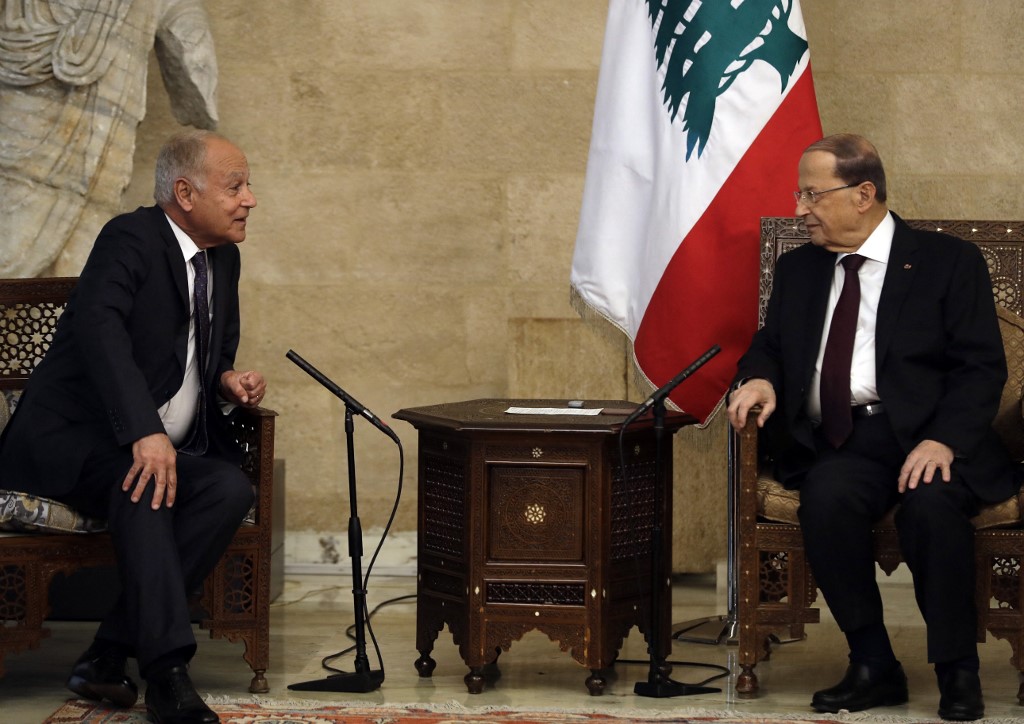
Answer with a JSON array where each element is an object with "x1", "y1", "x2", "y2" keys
[
  {"x1": 758, "y1": 475, "x2": 1022, "y2": 531},
  {"x1": 756, "y1": 305, "x2": 1024, "y2": 532},
  {"x1": 0, "y1": 489, "x2": 108, "y2": 533},
  {"x1": 0, "y1": 392, "x2": 254, "y2": 532},
  {"x1": 0, "y1": 392, "x2": 107, "y2": 534}
]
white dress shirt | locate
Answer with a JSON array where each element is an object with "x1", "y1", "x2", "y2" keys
[
  {"x1": 807, "y1": 212, "x2": 894, "y2": 423},
  {"x1": 158, "y1": 214, "x2": 213, "y2": 446}
]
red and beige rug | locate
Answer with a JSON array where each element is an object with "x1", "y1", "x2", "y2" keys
[{"x1": 45, "y1": 697, "x2": 1020, "y2": 724}]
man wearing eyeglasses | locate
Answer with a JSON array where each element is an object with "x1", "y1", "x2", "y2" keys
[{"x1": 727, "y1": 134, "x2": 1018, "y2": 721}]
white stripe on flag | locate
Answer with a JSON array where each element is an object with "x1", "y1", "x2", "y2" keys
[{"x1": 571, "y1": 0, "x2": 822, "y2": 422}]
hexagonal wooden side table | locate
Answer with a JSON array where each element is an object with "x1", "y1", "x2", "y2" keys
[{"x1": 393, "y1": 398, "x2": 694, "y2": 695}]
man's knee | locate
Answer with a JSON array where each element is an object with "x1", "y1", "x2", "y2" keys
[
  {"x1": 179, "y1": 457, "x2": 254, "y2": 524},
  {"x1": 214, "y1": 465, "x2": 255, "y2": 521},
  {"x1": 798, "y1": 456, "x2": 899, "y2": 528},
  {"x1": 798, "y1": 472, "x2": 860, "y2": 521},
  {"x1": 896, "y1": 482, "x2": 975, "y2": 530}
]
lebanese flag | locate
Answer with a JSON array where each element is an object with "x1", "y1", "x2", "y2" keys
[{"x1": 571, "y1": 0, "x2": 822, "y2": 423}]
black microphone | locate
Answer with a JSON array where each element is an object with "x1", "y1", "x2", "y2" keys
[
  {"x1": 286, "y1": 349, "x2": 400, "y2": 444},
  {"x1": 621, "y1": 344, "x2": 721, "y2": 427}
]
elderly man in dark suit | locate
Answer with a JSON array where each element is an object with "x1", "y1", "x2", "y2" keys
[
  {"x1": 0, "y1": 130, "x2": 266, "y2": 724},
  {"x1": 727, "y1": 134, "x2": 1018, "y2": 721}
]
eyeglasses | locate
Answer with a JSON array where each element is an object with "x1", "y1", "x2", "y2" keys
[{"x1": 793, "y1": 183, "x2": 858, "y2": 205}]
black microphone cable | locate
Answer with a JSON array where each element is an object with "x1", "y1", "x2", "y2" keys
[{"x1": 319, "y1": 435, "x2": 406, "y2": 677}]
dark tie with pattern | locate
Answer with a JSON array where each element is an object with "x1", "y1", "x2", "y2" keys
[
  {"x1": 181, "y1": 251, "x2": 210, "y2": 455},
  {"x1": 820, "y1": 253, "x2": 866, "y2": 448}
]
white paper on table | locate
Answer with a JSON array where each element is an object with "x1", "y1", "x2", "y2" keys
[{"x1": 505, "y1": 406, "x2": 604, "y2": 416}]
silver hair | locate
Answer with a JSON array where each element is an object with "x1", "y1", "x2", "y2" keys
[{"x1": 153, "y1": 130, "x2": 223, "y2": 206}]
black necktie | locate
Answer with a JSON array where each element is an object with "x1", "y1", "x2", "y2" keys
[
  {"x1": 820, "y1": 254, "x2": 866, "y2": 448},
  {"x1": 181, "y1": 251, "x2": 210, "y2": 455}
]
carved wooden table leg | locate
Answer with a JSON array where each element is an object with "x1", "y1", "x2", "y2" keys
[
  {"x1": 736, "y1": 664, "x2": 759, "y2": 697},
  {"x1": 585, "y1": 670, "x2": 606, "y2": 695},
  {"x1": 465, "y1": 666, "x2": 485, "y2": 694},
  {"x1": 415, "y1": 652, "x2": 437, "y2": 678},
  {"x1": 248, "y1": 669, "x2": 269, "y2": 693}
]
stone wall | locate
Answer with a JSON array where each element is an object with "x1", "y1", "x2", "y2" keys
[{"x1": 117, "y1": 0, "x2": 1024, "y2": 572}]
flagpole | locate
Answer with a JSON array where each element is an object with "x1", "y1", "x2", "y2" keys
[{"x1": 671, "y1": 423, "x2": 739, "y2": 645}]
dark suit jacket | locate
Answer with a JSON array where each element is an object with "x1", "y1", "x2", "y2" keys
[
  {"x1": 734, "y1": 213, "x2": 1018, "y2": 504},
  {"x1": 0, "y1": 205, "x2": 242, "y2": 497}
]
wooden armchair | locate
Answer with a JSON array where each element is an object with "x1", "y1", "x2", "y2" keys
[
  {"x1": 734, "y1": 218, "x2": 1024, "y2": 703},
  {"x1": 0, "y1": 277, "x2": 276, "y2": 693}
]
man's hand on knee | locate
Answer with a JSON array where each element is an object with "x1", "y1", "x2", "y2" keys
[
  {"x1": 898, "y1": 439, "x2": 954, "y2": 492},
  {"x1": 123, "y1": 433, "x2": 178, "y2": 509}
]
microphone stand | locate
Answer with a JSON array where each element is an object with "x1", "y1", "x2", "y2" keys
[
  {"x1": 629, "y1": 346, "x2": 721, "y2": 698},
  {"x1": 287, "y1": 352, "x2": 385, "y2": 693},
  {"x1": 633, "y1": 396, "x2": 719, "y2": 698}
]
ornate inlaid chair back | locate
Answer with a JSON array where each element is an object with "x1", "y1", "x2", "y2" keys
[
  {"x1": 0, "y1": 277, "x2": 77, "y2": 391},
  {"x1": 0, "y1": 276, "x2": 276, "y2": 694},
  {"x1": 734, "y1": 218, "x2": 1024, "y2": 703},
  {"x1": 756, "y1": 217, "x2": 1024, "y2": 465},
  {"x1": 757, "y1": 218, "x2": 1024, "y2": 323}
]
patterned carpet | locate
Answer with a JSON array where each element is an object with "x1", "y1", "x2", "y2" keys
[{"x1": 41, "y1": 697, "x2": 1011, "y2": 724}]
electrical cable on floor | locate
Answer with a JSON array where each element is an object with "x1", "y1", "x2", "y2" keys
[
  {"x1": 612, "y1": 657, "x2": 730, "y2": 687},
  {"x1": 317, "y1": 593, "x2": 730, "y2": 688},
  {"x1": 320, "y1": 593, "x2": 417, "y2": 672},
  {"x1": 617, "y1": 424, "x2": 727, "y2": 690},
  {"x1": 269, "y1": 585, "x2": 346, "y2": 608}
]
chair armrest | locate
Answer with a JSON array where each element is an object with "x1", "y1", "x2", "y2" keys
[
  {"x1": 732, "y1": 410, "x2": 764, "y2": 533},
  {"x1": 227, "y1": 406, "x2": 277, "y2": 528}
]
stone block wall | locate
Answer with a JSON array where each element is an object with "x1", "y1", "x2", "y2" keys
[{"x1": 114, "y1": 0, "x2": 1024, "y2": 572}]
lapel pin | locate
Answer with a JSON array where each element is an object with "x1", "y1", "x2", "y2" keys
[{"x1": 904, "y1": 264, "x2": 912, "y2": 269}]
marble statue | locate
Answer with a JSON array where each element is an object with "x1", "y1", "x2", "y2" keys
[{"x1": 0, "y1": 0, "x2": 218, "y2": 277}]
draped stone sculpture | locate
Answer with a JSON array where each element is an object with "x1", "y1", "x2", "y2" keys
[{"x1": 0, "y1": 0, "x2": 218, "y2": 277}]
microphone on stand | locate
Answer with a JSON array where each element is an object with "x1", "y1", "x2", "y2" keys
[
  {"x1": 286, "y1": 350, "x2": 400, "y2": 444},
  {"x1": 622, "y1": 344, "x2": 721, "y2": 426},
  {"x1": 285, "y1": 348, "x2": 391, "y2": 693}
]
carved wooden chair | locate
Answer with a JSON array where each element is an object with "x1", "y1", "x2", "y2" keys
[
  {"x1": 734, "y1": 218, "x2": 1024, "y2": 703},
  {"x1": 0, "y1": 277, "x2": 276, "y2": 693}
]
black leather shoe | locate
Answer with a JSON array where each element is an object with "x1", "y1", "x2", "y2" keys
[
  {"x1": 65, "y1": 644, "x2": 138, "y2": 708},
  {"x1": 811, "y1": 662, "x2": 909, "y2": 713},
  {"x1": 938, "y1": 668, "x2": 984, "y2": 721},
  {"x1": 145, "y1": 665, "x2": 219, "y2": 724}
]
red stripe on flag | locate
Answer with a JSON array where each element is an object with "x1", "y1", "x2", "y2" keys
[{"x1": 633, "y1": 69, "x2": 822, "y2": 423}]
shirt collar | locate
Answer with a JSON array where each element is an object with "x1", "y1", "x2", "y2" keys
[
  {"x1": 838, "y1": 211, "x2": 894, "y2": 266},
  {"x1": 164, "y1": 212, "x2": 202, "y2": 262}
]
